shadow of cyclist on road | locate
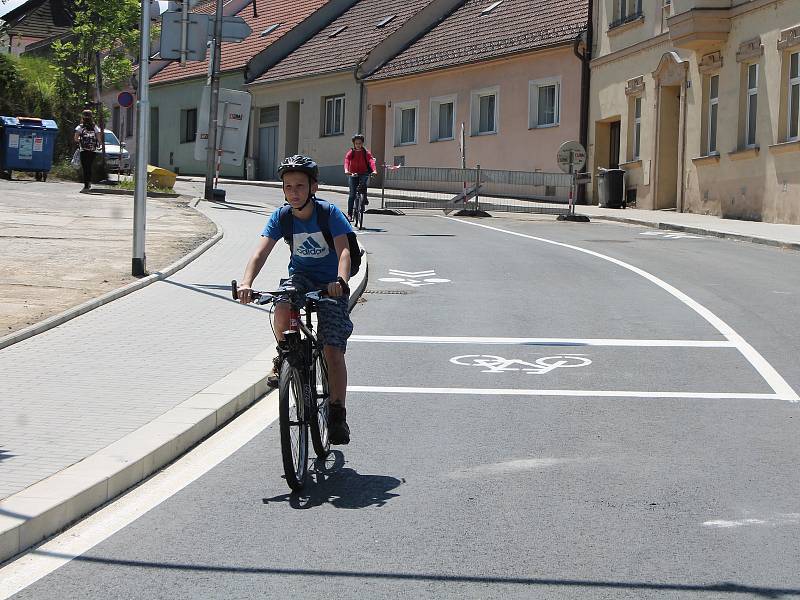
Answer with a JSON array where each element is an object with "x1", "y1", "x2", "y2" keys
[{"x1": 262, "y1": 450, "x2": 404, "y2": 510}]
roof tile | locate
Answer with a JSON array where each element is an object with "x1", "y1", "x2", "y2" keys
[
  {"x1": 367, "y1": 0, "x2": 588, "y2": 80},
  {"x1": 251, "y1": 0, "x2": 433, "y2": 84},
  {"x1": 151, "y1": 0, "x2": 327, "y2": 85}
]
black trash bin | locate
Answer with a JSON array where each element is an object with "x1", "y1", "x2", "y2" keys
[{"x1": 597, "y1": 168, "x2": 625, "y2": 208}]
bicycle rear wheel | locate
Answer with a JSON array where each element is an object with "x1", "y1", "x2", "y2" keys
[
  {"x1": 278, "y1": 360, "x2": 308, "y2": 490},
  {"x1": 356, "y1": 192, "x2": 365, "y2": 230},
  {"x1": 309, "y1": 352, "x2": 330, "y2": 458}
]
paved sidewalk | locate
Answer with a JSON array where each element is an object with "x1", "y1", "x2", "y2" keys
[
  {"x1": 180, "y1": 176, "x2": 800, "y2": 250},
  {"x1": 0, "y1": 182, "x2": 368, "y2": 562}
]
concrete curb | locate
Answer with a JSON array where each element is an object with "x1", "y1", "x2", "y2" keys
[
  {"x1": 0, "y1": 250, "x2": 369, "y2": 564},
  {"x1": 87, "y1": 188, "x2": 181, "y2": 199},
  {"x1": 0, "y1": 214, "x2": 223, "y2": 351},
  {"x1": 586, "y1": 214, "x2": 800, "y2": 252}
]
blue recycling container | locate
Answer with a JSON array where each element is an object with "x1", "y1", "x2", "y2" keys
[{"x1": 0, "y1": 116, "x2": 59, "y2": 180}]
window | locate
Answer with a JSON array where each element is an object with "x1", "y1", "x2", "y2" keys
[
  {"x1": 707, "y1": 74, "x2": 719, "y2": 154},
  {"x1": 430, "y1": 96, "x2": 455, "y2": 141},
  {"x1": 328, "y1": 25, "x2": 347, "y2": 38},
  {"x1": 393, "y1": 101, "x2": 418, "y2": 145},
  {"x1": 745, "y1": 63, "x2": 758, "y2": 148},
  {"x1": 260, "y1": 23, "x2": 281, "y2": 37},
  {"x1": 376, "y1": 15, "x2": 396, "y2": 27},
  {"x1": 632, "y1": 96, "x2": 642, "y2": 159},
  {"x1": 661, "y1": 0, "x2": 671, "y2": 31},
  {"x1": 400, "y1": 107, "x2": 416, "y2": 144},
  {"x1": 180, "y1": 108, "x2": 197, "y2": 143},
  {"x1": 125, "y1": 105, "x2": 134, "y2": 138},
  {"x1": 481, "y1": 1, "x2": 503, "y2": 15},
  {"x1": 323, "y1": 95, "x2": 344, "y2": 136},
  {"x1": 260, "y1": 105, "x2": 279, "y2": 125},
  {"x1": 789, "y1": 52, "x2": 800, "y2": 141},
  {"x1": 112, "y1": 106, "x2": 121, "y2": 137},
  {"x1": 612, "y1": 0, "x2": 642, "y2": 26},
  {"x1": 470, "y1": 88, "x2": 498, "y2": 135},
  {"x1": 529, "y1": 79, "x2": 560, "y2": 128}
]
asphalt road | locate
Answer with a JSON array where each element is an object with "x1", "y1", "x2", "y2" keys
[{"x1": 8, "y1": 186, "x2": 800, "y2": 599}]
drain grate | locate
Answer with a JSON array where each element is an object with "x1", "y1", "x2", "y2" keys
[{"x1": 364, "y1": 289, "x2": 410, "y2": 295}]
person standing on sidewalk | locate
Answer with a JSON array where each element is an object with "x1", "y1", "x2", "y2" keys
[
  {"x1": 344, "y1": 134, "x2": 377, "y2": 222},
  {"x1": 74, "y1": 109, "x2": 102, "y2": 192}
]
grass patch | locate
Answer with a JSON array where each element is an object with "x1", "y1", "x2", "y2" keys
[{"x1": 117, "y1": 179, "x2": 175, "y2": 194}]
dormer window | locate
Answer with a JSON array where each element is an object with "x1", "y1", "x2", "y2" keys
[
  {"x1": 481, "y1": 1, "x2": 503, "y2": 15},
  {"x1": 376, "y1": 15, "x2": 396, "y2": 28},
  {"x1": 261, "y1": 23, "x2": 281, "y2": 37}
]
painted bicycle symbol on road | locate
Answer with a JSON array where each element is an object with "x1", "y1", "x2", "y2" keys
[{"x1": 450, "y1": 354, "x2": 592, "y2": 375}]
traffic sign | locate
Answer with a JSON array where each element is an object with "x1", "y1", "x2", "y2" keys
[
  {"x1": 194, "y1": 87, "x2": 252, "y2": 166},
  {"x1": 117, "y1": 91, "x2": 134, "y2": 108},
  {"x1": 160, "y1": 11, "x2": 210, "y2": 61},
  {"x1": 213, "y1": 16, "x2": 252, "y2": 42},
  {"x1": 557, "y1": 140, "x2": 587, "y2": 174}
]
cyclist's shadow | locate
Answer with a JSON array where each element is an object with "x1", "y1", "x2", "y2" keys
[{"x1": 262, "y1": 451, "x2": 404, "y2": 510}]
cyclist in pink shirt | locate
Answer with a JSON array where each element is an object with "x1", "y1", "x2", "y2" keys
[{"x1": 344, "y1": 134, "x2": 377, "y2": 221}]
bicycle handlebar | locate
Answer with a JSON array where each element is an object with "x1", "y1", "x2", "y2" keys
[{"x1": 231, "y1": 280, "x2": 329, "y2": 306}]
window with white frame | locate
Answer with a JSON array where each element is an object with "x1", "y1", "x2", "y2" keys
[
  {"x1": 788, "y1": 51, "x2": 800, "y2": 141},
  {"x1": 394, "y1": 101, "x2": 418, "y2": 145},
  {"x1": 744, "y1": 63, "x2": 758, "y2": 148},
  {"x1": 529, "y1": 78, "x2": 560, "y2": 128},
  {"x1": 323, "y1": 95, "x2": 345, "y2": 136},
  {"x1": 613, "y1": 0, "x2": 642, "y2": 25},
  {"x1": 430, "y1": 96, "x2": 455, "y2": 141},
  {"x1": 632, "y1": 96, "x2": 642, "y2": 159},
  {"x1": 471, "y1": 88, "x2": 498, "y2": 135},
  {"x1": 707, "y1": 74, "x2": 719, "y2": 154}
]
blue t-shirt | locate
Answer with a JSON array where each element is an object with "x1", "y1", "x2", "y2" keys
[{"x1": 262, "y1": 199, "x2": 352, "y2": 284}]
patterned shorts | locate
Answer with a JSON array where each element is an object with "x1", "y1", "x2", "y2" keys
[{"x1": 277, "y1": 272, "x2": 353, "y2": 352}]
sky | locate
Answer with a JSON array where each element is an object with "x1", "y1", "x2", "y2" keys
[{"x1": 0, "y1": 0, "x2": 29, "y2": 20}]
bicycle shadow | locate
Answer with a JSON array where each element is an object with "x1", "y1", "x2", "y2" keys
[{"x1": 262, "y1": 451, "x2": 404, "y2": 510}]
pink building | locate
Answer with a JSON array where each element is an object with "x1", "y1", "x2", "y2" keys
[{"x1": 359, "y1": 0, "x2": 589, "y2": 176}]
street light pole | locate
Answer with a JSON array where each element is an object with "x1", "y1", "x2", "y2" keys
[
  {"x1": 132, "y1": 0, "x2": 151, "y2": 276},
  {"x1": 204, "y1": 0, "x2": 223, "y2": 201}
]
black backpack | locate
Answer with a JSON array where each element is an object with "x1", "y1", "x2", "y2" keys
[
  {"x1": 79, "y1": 125, "x2": 98, "y2": 151},
  {"x1": 279, "y1": 199, "x2": 362, "y2": 277}
]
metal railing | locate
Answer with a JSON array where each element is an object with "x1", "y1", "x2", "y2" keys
[{"x1": 380, "y1": 165, "x2": 574, "y2": 216}]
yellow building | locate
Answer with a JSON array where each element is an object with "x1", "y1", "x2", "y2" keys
[{"x1": 589, "y1": 0, "x2": 800, "y2": 224}]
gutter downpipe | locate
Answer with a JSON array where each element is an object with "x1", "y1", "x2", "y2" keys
[{"x1": 573, "y1": 0, "x2": 593, "y2": 205}]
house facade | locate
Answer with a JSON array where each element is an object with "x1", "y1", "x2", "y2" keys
[
  {"x1": 362, "y1": 0, "x2": 588, "y2": 178},
  {"x1": 244, "y1": 0, "x2": 447, "y2": 186},
  {"x1": 589, "y1": 0, "x2": 800, "y2": 223}
]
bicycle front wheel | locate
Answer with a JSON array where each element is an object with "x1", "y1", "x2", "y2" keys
[
  {"x1": 309, "y1": 352, "x2": 330, "y2": 458},
  {"x1": 356, "y1": 193, "x2": 365, "y2": 230},
  {"x1": 278, "y1": 360, "x2": 308, "y2": 491}
]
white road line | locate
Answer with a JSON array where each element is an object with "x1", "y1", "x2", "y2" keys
[
  {"x1": 0, "y1": 396, "x2": 280, "y2": 599},
  {"x1": 443, "y1": 217, "x2": 800, "y2": 403},
  {"x1": 349, "y1": 335, "x2": 735, "y2": 347},
  {"x1": 347, "y1": 386, "x2": 782, "y2": 400}
]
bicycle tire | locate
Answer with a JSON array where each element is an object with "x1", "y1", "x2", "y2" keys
[
  {"x1": 309, "y1": 352, "x2": 330, "y2": 458},
  {"x1": 357, "y1": 192, "x2": 365, "y2": 230},
  {"x1": 278, "y1": 359, "x2": 308, "y2": 491}
]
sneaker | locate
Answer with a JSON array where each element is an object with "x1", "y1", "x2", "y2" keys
[
  {"x1": 267, "y1": 355, "x2": 281, "y2": 388},
  {"x1": 328, "y1": 404, "x2": 350, "y2": 445}
]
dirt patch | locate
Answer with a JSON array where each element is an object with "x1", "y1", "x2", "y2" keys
[{"x1": 0, "y1": 180, "x2": 216, "y2": 336}]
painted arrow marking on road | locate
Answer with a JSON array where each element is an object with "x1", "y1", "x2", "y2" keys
[
  {"x1": 640, "y1": 231, "x2": 703, "y2": 240},
  {"x1": 379, "y1": 268, "x2": 451, "y2": 287}
]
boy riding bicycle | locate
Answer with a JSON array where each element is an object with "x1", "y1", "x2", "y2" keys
[{"x1": 237, "y1": 155, "x2": 353, "y2": 445}]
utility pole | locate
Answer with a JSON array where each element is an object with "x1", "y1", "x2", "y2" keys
[
  {"x1": 204, "y1": 0, "x2": 223, "y2": 201},
  {"x1": 133, "y1": 0, "x2": 151, "y2": 276}
]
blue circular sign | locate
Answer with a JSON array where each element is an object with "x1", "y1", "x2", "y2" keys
[{"x1": 118, "y1": 91, "x2": 134, "y2": 108}]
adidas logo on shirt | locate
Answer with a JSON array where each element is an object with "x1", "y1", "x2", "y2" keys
[{"x1": 296, "y1": 236, "x2": 327, "y2": 256}]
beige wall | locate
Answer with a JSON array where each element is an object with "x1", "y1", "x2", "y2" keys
[
  {"x1": 589, "y1": 0, "x2": 800, "y2": 223},
  {"x1": 248, "y1": 72, "x2": 361, "y2": 185},
  {"x1": 364, "y1": 47, "x2": 583, "y2": 173}
]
